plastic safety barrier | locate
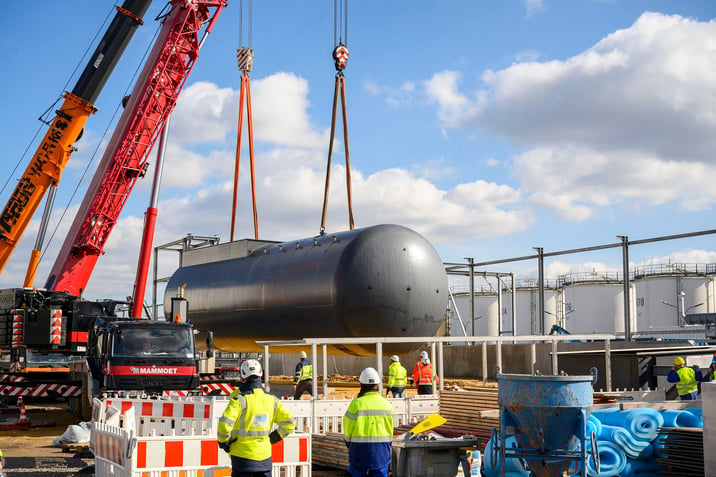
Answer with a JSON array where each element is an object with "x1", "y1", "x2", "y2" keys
[{"x1": 91, "y1": 397, "x2": 310, "y2": 477}]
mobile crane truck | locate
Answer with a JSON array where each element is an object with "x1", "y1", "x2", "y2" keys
[{"x1": 0, "y1": 0, "x2": 229, "y2": 409}]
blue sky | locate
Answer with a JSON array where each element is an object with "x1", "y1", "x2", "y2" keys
[{"x1": 1, "y1": 0, "x2": 716, "y2": 302}]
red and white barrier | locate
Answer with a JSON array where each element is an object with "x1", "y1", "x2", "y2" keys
[{"x1": 91, "y1": 396, "x2": 310, "y2": 477}]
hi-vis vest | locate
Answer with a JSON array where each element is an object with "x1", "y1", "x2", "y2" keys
[
  {"x1": 387, "y1": 362, "x2": 407, "y2": 387},
  {"x1": 414, "y1": 362, "x2": 437, "y2": 386},
  {"x1": 343, "y1": 391, "x2": 394, "y2": 444},
  {"x1": 675, "y1": 366, "x2": 697, "y2": 396},
  {"x1": 217, "y1": 388, "x2": 295, "y2": 460},
  {"x1": 295, "y1": 361, "x2": 313, "y2": 384}
]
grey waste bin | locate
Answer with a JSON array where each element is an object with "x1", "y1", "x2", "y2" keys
[{"x1": 391, "y1": 436, "x2": 479, "y2": 477}]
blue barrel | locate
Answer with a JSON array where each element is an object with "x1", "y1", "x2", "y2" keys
[{"x1": 497, "y1": 373, "x2": 594, "y2": 477}]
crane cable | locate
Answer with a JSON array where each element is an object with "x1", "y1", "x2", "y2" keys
[
  {"x1": 231, "y1": 0, "x2": 259, "y2": 241},
  {"x1": 320, "y1": 0, "x2": 354, "y2": 235}
]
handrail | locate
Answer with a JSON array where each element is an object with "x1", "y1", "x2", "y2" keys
[{"x1": 257, "y1": 334, "x2": 617, "y2": 394}]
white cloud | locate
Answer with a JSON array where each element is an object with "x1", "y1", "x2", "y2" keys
[
  {"x1": 422, "y1": 12, "x2": 716, "y2": 219},
  {"x1": 172, "y1": 75, "x2": 327, "y2": 149},
  {"x1": 364, "y1": 79, "x2": 417, "y2": 107},
  {"x1": 514, "y1": 147, "x2": 716, "y2": 220},
  {"x1": 525, "y1": 0, "x2": 544, "y2": 17}
]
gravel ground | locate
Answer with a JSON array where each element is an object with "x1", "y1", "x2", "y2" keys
[{"x1": 0, "y1": 402, "x2": 94, "y2": 476}]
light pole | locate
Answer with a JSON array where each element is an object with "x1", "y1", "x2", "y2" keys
[
  {"x1": 533, "y1": 247, "x2": 544, "y2": 334},
  {"x1": 465, "y1": 257, "x2": 475, "y2": 342},
  {"x1": 617, "y1": 235, "x2": 631, "y2": 341}
]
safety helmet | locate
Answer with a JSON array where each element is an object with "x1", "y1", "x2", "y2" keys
[
  {"x1": 390, "y1": 355, "x2": 400, "y2": 362},
  {"x1": 359, "y1": 367, "x2": 381, "y2": 385},
  {"x1": 299, "y1": 351, "x2": 307, "y2": 359},
  {"x1": 674, "y1": 356, "x2": 685, "y2": 366},
  {"x1": 419, "y1": 350, "x2": 428, "y2": 360},
  {"x1": 240, "y1": 359, "x2": 263, "y2": 379}
]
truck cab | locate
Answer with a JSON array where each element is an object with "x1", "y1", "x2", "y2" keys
[{"x1": 87, "y1": 319, "x2": 200, "y2": 394}]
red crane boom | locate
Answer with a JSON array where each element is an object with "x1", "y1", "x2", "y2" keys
[{"x1": 46, "y1": 0, "x2": 226, "y2": 294}]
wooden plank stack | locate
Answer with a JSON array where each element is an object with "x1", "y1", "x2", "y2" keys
[
  {"x1": 655, "y1": 427, "x2": 704, "y2": 476},
  {"x1": 437, "y1": 388, "x2": 500, "y2": 443},
  {"x1": 312, "y1": 432, "x2": 349, "y2": 470}
]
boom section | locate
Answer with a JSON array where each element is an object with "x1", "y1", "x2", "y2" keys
[
  {"x1": 46, "y1": 0, "x2": 227, "y2": 294},
  {"x1": 0, "y1": 0, "x2": 152, "y2": 274}
]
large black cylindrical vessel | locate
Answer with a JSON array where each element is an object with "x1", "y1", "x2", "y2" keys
[{"x1": 163, "y1": 224, "x2": 448, "y2": 354}]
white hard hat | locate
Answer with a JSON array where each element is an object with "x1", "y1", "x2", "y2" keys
[
  {"x1": 299, "y1": 351, "x2": 307, "y2": 359},
  {"x1": 240, "y1": 359, "x2": 263, "y2": 379},
  {"x1": 419, "y1": 351, "x2": 428, "y2": 359},
  {"x1": 359, "y1": 367, "x2": 381, "y2": 385},
  {"x1": 390, "y1": 355, "x2": 400, "y2": 362}
]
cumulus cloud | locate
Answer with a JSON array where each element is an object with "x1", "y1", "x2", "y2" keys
[
  {"x1": 364, "y1": 79, "x2": 417, "y2": 107},
  {"x1": 514, "y1": 147, "x2": 716, "y2": 220},
  {"x1": 172, "y1": 75, "x2": 327, "y2": 148},
  {"x1": 423, "y1": 12, "x2": 716, "y2": 219}
]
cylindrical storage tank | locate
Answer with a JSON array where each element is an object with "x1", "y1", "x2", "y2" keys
[
  {"x1": 450, "y1": 292, "x2": 500, "y2": 336},
  {"x1": 635, "y1": 276, "x2": 713, "y2": 333},
  {"x1": 501, "y1": 288, "x2": 559, "y2": 335},
  {"x1": 562, "y1": 282, "x2": 624, "y2": 334},
  {"x1": 163, "y1": 224, "x2": 448, "y2": 354}
]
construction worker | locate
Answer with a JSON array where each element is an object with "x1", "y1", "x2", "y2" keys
[
  {"x1": 386, "y1": 355, "x2": 407, "y2": 398},
  {"x1": 667, "y1": 356, "x2": 703, "y2": 400},
  {"x1": 218, "y1": 359, "x2": 295, "y2": 476},
  {"x1": 293, "y1": 350, "x2": 313, "y2": 400},
  {"x1": 343, "y1": 367, "x2": 394, "y2": 477},
  {"x1": 412, "y1": 350, "x2": 438, "y2": 395}
]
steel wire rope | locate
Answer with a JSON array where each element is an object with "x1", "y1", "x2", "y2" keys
[
  {"x1": 36, "y1": 21, "x2": 163, "y2": 276},
  {"x1": 232, "y1": 0, "x2": 259, "y2": 240},
  {"x1": 0, "y1": 4, "x2": 115, "y2": 199},
  {"x1": 239, "y1": 0, "x2": 252, "y2": 49},
  {"x1": 321, "y1": 0, "x2": 353, "y2": 234}
]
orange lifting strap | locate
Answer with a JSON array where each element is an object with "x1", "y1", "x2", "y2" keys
[
  {"x1": 231, "y1": 1, "x2": 258, "y2": 241},
  {"x1": 320, "y1": 42, "x2": 355, "y2": 235}
]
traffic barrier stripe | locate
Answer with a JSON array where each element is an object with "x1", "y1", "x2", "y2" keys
[
  {"x1": 136, "y1": 437, "x2": 230, "y2": 469},
  {"x1": 105, "y1": 399, "x2": 211, "y2": 419},
  {"x1": 272, "y1": 435, "x2": 309, "y2": 463}
]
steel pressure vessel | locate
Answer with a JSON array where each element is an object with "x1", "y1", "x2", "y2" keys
[{"x1": 163, "y1": 224, "x2": 448, "y2": 354}]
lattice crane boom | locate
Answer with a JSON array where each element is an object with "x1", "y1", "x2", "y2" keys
[{"x1": 46, "y1": 0, "x2": 227, "y2": 295}]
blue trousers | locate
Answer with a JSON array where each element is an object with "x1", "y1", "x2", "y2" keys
[{"x1": 348, "y1": 464, "x2": 389, "y2": 477}]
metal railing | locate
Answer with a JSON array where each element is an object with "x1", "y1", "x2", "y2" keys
[{"x1": 257, "y1": 334, "x2": 617, "y2": 394}]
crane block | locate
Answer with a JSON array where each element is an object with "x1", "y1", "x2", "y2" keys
[
  {"x1": 237, "y1": 46, "x2": 254, "y2": 73},
  {"x1": 333, "y1": 43, "x2": 349, "y2": 71}
]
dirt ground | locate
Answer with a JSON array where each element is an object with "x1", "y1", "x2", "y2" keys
[
  {"x1": 0, "y1": 402, "x2": 94, "y2": 476},
  {"x1": 0, "y1": 379, "x2": 486, "y2": 475}
]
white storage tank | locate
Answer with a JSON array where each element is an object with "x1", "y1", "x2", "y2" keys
[
  {"x1": 561, "y1": 281, "x2": 633, "y2": 334},
  {"x1": 634, "y1": 266, "x2": 714, "y2": 334},
  {"x1": 500, "y1": 283, "x2": 559, "y2": 335},
  {"x1": 449, "y1": 289, "x2": 500, "y2": 337}
]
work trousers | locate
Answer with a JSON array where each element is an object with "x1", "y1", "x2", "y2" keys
[
  {"x1": 294, "y1": 379, "x2": 313, "y2": 400},
  {"x1": 348, "y1": 464, "x2": 389, "y2": 477},
  {"x1": 417, "y1": 384, "x2": 433, "y2": 395},
  {"x1": 386, "y1": 386, "x2": 404, "y2": 398}
]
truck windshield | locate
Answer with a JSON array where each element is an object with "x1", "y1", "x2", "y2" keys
[{"x1": 111, "y1": 326, "x2": 194, "y2": 358}]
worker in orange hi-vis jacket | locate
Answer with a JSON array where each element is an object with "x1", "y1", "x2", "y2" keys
[{"x1": 411, "y1": 351, "x2": 438, "y2": 395}]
